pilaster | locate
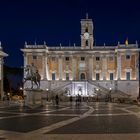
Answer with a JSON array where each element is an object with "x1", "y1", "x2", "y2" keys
[
  {"x1": 102, "y1": 55, "x2": 107, "y2": 80},
  {"x1": 117, "y1": 52, "x2": 121, "y2": 80},
  {"x1": 58, "y1": 56, "x2": 62, "y2": 80}
]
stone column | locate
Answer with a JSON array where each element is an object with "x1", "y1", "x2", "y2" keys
[
  {"x1": 91, "y1": 56, "x2": 93, "y2": 80},
  {"x1": 0, "y1": 58, "x2": 4, "y2": 99},
  {"x1": 72, "y1": 56, "x2": 76, "y2": 80},
  {"x1": 102, "y1": 55, "x2": 107, "y2": 80},
  {"x1": 117, "y1": 52, "x2": 121, "y2": 80},
  {"x1": 58, "y1": 56, "x2": 62, "y2": 80},
  {"x1": 45, "y1": 55, "x2": 49, "y2": 80},
  {"x1": 24, "y1": 53, "x2": 27, "y2": 78},
  {"x1": 88, "y1": 56, "x2": 93, "y2": 80},
  {"x1": 136, "y1": 53, "x2": 139, "y2": 80},
  {"x1": 43, "y1": 54, "x2": 46, "y2": 79}
]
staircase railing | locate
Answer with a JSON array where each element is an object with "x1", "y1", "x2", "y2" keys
[
  {"x1": 87, "y1": 80, "x2": 110, "y2": 94},
  {"x1": 88, "y1": 80, "x2": 131, "y2": 98},
  {"x1": 50, "y1": 81, "x2": 72, "y2": 93}
]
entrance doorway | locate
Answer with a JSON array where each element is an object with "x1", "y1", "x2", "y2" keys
[{"x1": 80, "y1": 73, "x2": 86, "y2": 80}]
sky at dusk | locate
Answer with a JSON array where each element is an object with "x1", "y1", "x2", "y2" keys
[{"x1": 0, "y1": 0, "x2": 140, "y2": 67}]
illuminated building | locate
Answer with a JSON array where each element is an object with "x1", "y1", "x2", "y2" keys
[{"x1": 21, "y1": 15, "x2": 140, "y2": 99}]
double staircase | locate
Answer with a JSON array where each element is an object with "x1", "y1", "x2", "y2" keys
[{"x1": 88, "y1": 80, "x2": 132, "y2": 100}]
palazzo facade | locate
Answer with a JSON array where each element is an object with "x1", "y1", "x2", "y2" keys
[{"x1": 21, "y1": 15, "x2": 140, "y2": 100}]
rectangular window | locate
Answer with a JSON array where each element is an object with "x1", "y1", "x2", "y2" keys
[
  {"x1": 33, "y1": 55, "x2": 37, "y2": 59},
  {"x1": 96, "y1": 57, "x2": 100, "y2": 61},
  {"x1": 96, "y1": 73, "x2": 100, "y2": 80},
  {"x1": 126, "y1": 55, "x2": 130, "y2": 60},
  {"x1": 52, "y1": 57, "x2": 56, "y2": 61},
  {"x1": 66, "y1": 73, "x2": 69, "y2": 80},
  {"x1": 108, "y1": 56, "x2": 114, "y2": 61},
  {"x1": 65, "y1": 57, "x2": 69, "y2": 61},
  {"x1": 126, "y1": 72, "x2": 130, "y2": 80},
  {"x1": 81, "y1": 57, "x2": 85, "y2": 61},
  {"x1": 110, "y1": 73, "x2": 113, "y2": 80},
  {"x1": 52, "y1": 73, "x2": 55, "y2": 80}
]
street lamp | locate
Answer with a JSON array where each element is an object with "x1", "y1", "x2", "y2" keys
[
  {"x1": 109, "y1": 88, "x2": 112, "y2": 102},
  {"x1": 19, "y1": 87, "x2": 23, "y2": 97},
  {"x1": 46, "y1": 88, "x2": 49, "y2": 101},
  {"x1": 96, "y1": 88, "x2": 99, "y2": 101}
]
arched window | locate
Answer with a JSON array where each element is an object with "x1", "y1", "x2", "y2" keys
[{"x1": 80, "y1": 73, "x2": 85, "y2": 80}]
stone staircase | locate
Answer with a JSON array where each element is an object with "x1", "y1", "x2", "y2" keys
[
  {"x1": 88, "y1": 80, "x2": 131, "y2": 99},
  {"x1": 88, "y1": 80, "x2": 110, "y2": 95},
  {"x1": 50, "y1": 81, "x2": 72, "y2": 94}
]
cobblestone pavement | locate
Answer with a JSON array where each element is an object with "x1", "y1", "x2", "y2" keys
[{"x1": 0, "y1": 102, "x2": 140, "y2": 140}]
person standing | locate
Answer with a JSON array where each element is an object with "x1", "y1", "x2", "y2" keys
[
  {"x1": 55, "y1": 94, "x2": 59, "y2": 105},
  {"x1": 69, "y1": 95, "x2": 73, "y2": 106}
]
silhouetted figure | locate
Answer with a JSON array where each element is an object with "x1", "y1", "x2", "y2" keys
[
  {"x1": 70, "y1": 96, "x2": 73, "y2": 105},
  {"x1": 76, "y1": 94, "x2": 82, "y2": 106},
  {"x1": 55, "y1": 94, "x2": 59, "y2": 105},
  {"x1": 75, "y1": 95, "x2": 78, "y2": 106}
]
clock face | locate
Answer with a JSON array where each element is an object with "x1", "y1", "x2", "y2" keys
[{"x1": 84, "y1": 32, "x2": 89, "y2": 39}]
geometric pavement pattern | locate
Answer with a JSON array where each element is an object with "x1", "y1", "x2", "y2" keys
[{"x1": 0, "y1": 102, "x2": 140, "y2": 140}]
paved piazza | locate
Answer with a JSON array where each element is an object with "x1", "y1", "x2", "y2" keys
[{"x1": 0, "y1": 102, "x2": 140, "y2": 140}]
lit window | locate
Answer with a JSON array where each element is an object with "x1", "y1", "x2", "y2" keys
[
  {"x1": 96, "y1": 73, "x2": 100, "y2": 80},
  {"x1": 96, "y1": 57, "x2": 100, "y2": 61},
  {"x1": 52, "y1": 73, "x2": 55, "y2": 80},
  {"x1": 126, "y1": 72, "x2": 130, "y2": 80}
]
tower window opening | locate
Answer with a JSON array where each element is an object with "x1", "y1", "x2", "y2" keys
[
  {"x1": 85, "y1": 28, "x2": 88, "y2": 32},
  {"x1": 85, "y1": 40, "x2": 88, "y2": 46}
]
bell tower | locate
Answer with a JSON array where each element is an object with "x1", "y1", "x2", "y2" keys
[{"x1": 80, "y1": 13, "x2": 94, "y2": 49}]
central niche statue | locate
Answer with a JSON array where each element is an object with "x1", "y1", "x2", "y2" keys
[{"x1": 24, "y1": 63, "x2": 41, "y2": 89}]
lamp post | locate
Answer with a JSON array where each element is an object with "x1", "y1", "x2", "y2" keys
[
  {"x1": 46, "y1": 88, "x2": 49, "y2": 101},
  {"x1": 96, "y1": 88, "x2": 99, "y2": 101},
  {"x1": 19, "y1": 87, "x2": 23, "y2": 98},
  {"x1": 109, "y1": 88, "x2": 112, "y2": 102}
]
